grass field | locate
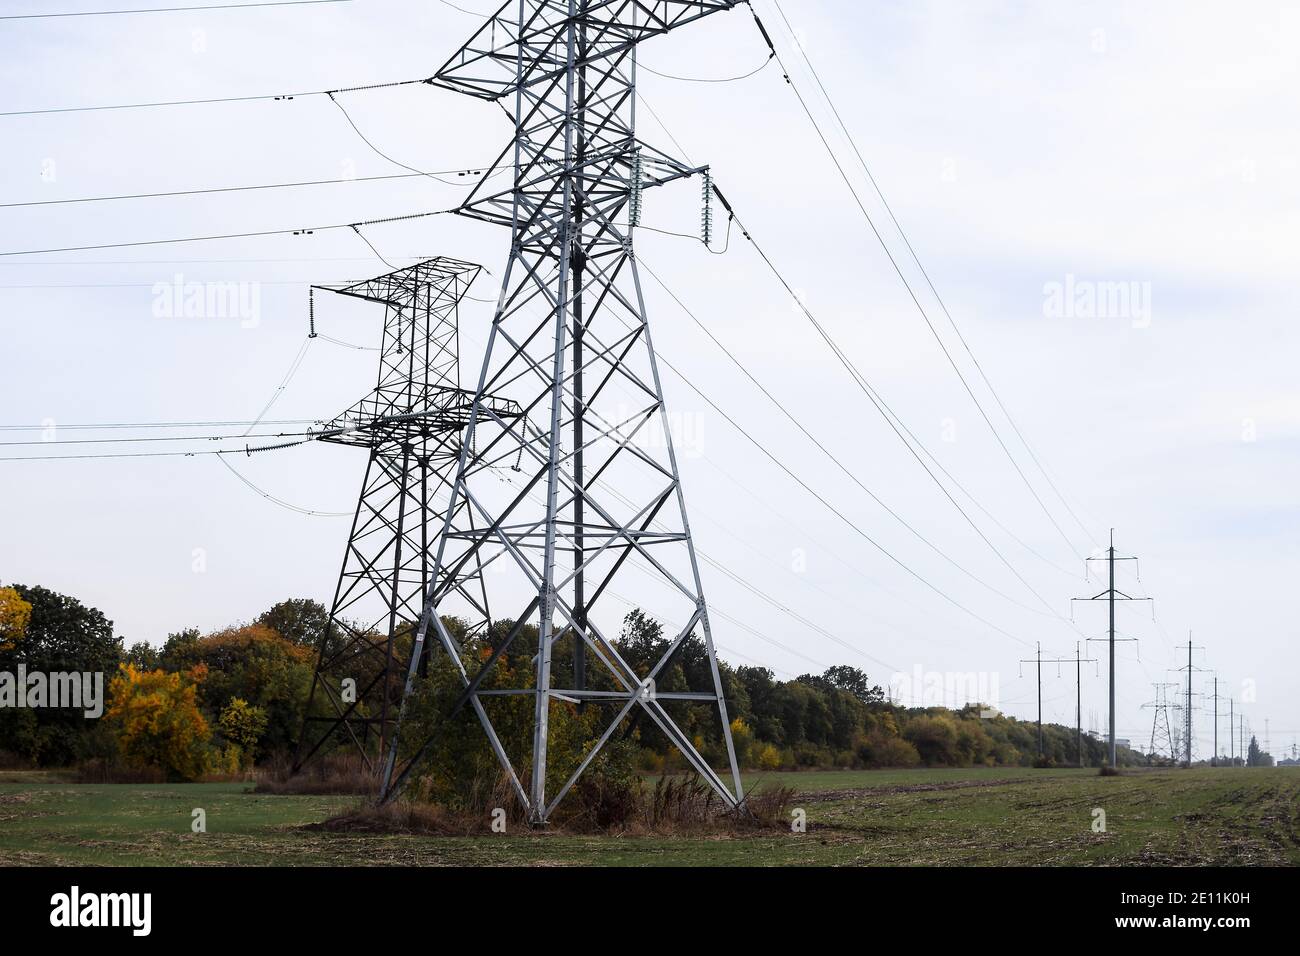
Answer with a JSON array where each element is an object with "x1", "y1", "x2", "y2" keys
[{"x1": 2, "y1": 766, "x2": 1297, "y2": 866}]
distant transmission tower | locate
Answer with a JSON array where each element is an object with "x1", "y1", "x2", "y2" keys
[
  {"x1": 1142, "y1": 682, "x2": 1180, "y2": 763},
  {"x1": 378, "y1": 1, "x2": 749, "y2": 824},
  {"x1": 293, "y1": 258, "x2": 518, "y2": 774}
]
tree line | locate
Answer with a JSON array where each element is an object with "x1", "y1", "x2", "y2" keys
[{"x1": 2, "y1": 583, "x2": 1155, "y2": 781}]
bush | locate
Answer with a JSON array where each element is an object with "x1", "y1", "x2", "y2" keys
[
  {"x1": 106, "y1": 664, "x2": 212, "y2": 781},
  {"x1": 860, "y1": 732, "x2": 920, "y2": 768},
  {"x1": 903, "y1": 714, "x2": 961, "y2": 765},
  {"x1": 753, "y1": 742, "x2": 781, "y2": 771},
  {"x1": 218, "y1": 698, "x2": 269, "y2": 769}
]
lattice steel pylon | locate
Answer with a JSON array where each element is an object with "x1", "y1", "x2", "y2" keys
[
  {"x1": 1142, "y1": 682, "x2": 1180, "y2": 764},
  {"x1": 378, "y1": 0, "x2": 747, "y2": 823},
  {"x1": 293, "y1": 257, "x2": 518, "y2": 775}
]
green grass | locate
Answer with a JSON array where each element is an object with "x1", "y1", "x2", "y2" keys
[{"x1": 1, "y1": 766, "x2": 1297, "y2": 866}]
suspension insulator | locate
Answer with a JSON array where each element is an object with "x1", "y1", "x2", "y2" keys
[
  {"x1": 701, "y1": 168, "x2": 714, "y2": 246},
  {"x1": 629, "y1": 149, "x2": 644, "y2": 227}
]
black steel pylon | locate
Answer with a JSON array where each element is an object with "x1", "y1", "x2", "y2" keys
[{"x1": 293, "y1": 257, "x2": 518, "y2": 775}]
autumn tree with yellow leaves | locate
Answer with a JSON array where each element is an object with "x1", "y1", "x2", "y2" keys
[
  {"x1": 106, "y1": 664, "x2": 213, "y2": 781},
  {"x1": 0, "y1": 587, "x2": 32, "y2": 652}
]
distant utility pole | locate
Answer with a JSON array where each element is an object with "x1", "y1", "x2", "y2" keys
[
  {"x1": 1020, "y1": 643, "x2": 1044, "y2": 756},
  {"x1": 1207, "y1": 674, "x2": 1224, "y2": 766},
  {"x1": 1019, "y1": 643, "x2": 1098, "y2": 764},
  {"x1": 1228, "y1": 698, "x2": 1234, "y2": 766},
  {"x1": 1174, "y1": 635, "x2": 1207, "y2": 767},
  {"x1": 1265, "y1": 718, "x2": 1271, "y2": 758},
  {"x1": 1072, "y1": 641, "x2": 1098, "y2": 767},
  {"x1": 1074, "y1": 530, "x2": 1152, "y2": 766}
]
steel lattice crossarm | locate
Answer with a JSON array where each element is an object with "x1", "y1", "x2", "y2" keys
[
  {"x1": 315, "y1": 257, "x2": 482, "y2": 436},
  {"x1": 426, "y1": 0, "x2": 741, "y2": 101},
  {"x1": 293, "y1": 257, "x2": 521, "y2": 776},
  {"x1": 379, "y1": 0, "x2": 746, "y2": 823}
]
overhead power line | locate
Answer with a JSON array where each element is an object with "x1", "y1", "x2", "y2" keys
[
  {"x1": 0, "y1": 169, "x2": 489, "y2": 209},
  {"x1": 0, "y1": 207, "x2": 455, "y2": 257},
  {"x1": 0, "y1": 76, "x2": 425, "y2": 118},
  {"x1": 0, "y1": 441, "x2": 310, "y2": 461},
  {"x1": 609, "y1": 302, "x2": 1041, "y2": 652},
  {"x1": 216, "y1": 455, "x2": 350, "y2": 517},
  {"x1": 1, "y1": 1, "x2": 352, "y2": 20},
  {"x1": 751, "y1": 2, "x2": 1086, "y2": 560},
  {"x1": 0, "y1": 429, "x2": 319, "y2": 447},
  {"x1": 328, "y1": 85, "x2": 1065, "y2": 656},
  {"x1": 767, "y1": 0, "x2": 1098, "y2": 552},
  {"x1": 0, "y1": 419, "x2": 316, "y2": 431},
  {"x1": 637, "y1": 54, "x2": 774, "y2": 84},
  {"x1": 639, "y1": 256, "x2": 1066, "y2": 619},
  {"x1": 481, "y1": 245, "x2": 1048, "y2": 654},
  {"x1": 705, "y1": 187, "x2": 1082, "y2": 641}
]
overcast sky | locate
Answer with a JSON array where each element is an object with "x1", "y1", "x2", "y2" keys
[{"x1": 2, "y1": 0, "x2": 1297, "y2": 759}]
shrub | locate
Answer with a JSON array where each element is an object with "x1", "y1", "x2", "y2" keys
[
  {"x1": 861, "y1": 732, "x2": 920, "y2": 768},
  {"x1": 754, "y1": 743, "x2": 781, "y2": 771},
  {"x1": 106, "y1": 664, "x2": 212, "y2": 781},
  {"x1": 903, "y1": 714, "x2": 960, "y2": 766},
  {"x1": 218, "y1": 698, "x2": 269, "y2": 769}
]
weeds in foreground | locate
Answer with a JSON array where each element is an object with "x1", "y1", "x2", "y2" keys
[
  {"x1": 255, "y1": 753, "x2": 380, "y2": 796},
  {"x1": 312, "y1": 773, "x2": 798, "y2": 837}
]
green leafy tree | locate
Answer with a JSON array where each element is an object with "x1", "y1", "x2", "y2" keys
[
  {"x1": 218, "y1": 697, "x2": 269, "y2": 769},
  {"x1": 256, "y1": 598, "x2": 330, "y2": 650},
  {"x1": 0, "y1": 584, "x2": 122, "y2": 766},
  {"x1": 171, "y1": 624, "x2": 313, "y2": 758}
]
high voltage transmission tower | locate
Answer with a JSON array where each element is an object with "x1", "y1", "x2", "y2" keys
[
  {"x1": 1073, "y1": 529, "x2": 1151, "y2": 766},
  {"x1": 1142, "y1": 682, "x2": 1181, "y2": 763},
  {"x1": 371, "y1": 0, "x2": 750, "y2": 824},
  {"x1": 293, "y1": 258, "x2": 520, "y2": 774}
]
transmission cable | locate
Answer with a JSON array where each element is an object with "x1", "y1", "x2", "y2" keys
[
  {"x1": 3, "y1": 1, "x2": 351, "y2": 18},
  {"x1": 0, "y1": 428, "x2": 319, "y2": 447},
  {"x1": 747, "y1": 2, "x2": 1085, "y2": 560},
  {"x1": 216, "y1": 454, "x2": 351, "y2": 517},
  {"x1": 0, "y1": 207, "x2": 455, "y2": 257},
  {"x1": 0, "y1": 418, "x2": 315, "y2": 431},
  {"x1": 639, "y1": 256, "x2": 1071, "y2": 615},
  {"x1": 328, "y1": 92, "x2": 495, "y2": 188},
  {"x1": 0, "y1": 170, "x2": 488, "y2": 209},
  {"x1": 710, "y1": 193, "x2": 1087, "y2": 640},
  {"x1": 637, "y1": 54, "x2": 774, "y2": 84},
  {"x1": 473, "y1": 256, "x2": 1040, "y2": 654},
  {"x1": 596, "y1": 303, "x2": 1043, "y2": 651},
  {"x1": 767, "y1": 0, "x2": 1099, "y2": 552},
  {"x1": 0, "y1": 76, "x2": 426, "y2": 118},
  {"x1": 478, "y1": 214, "x2": 1055, "y2": 653}
]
